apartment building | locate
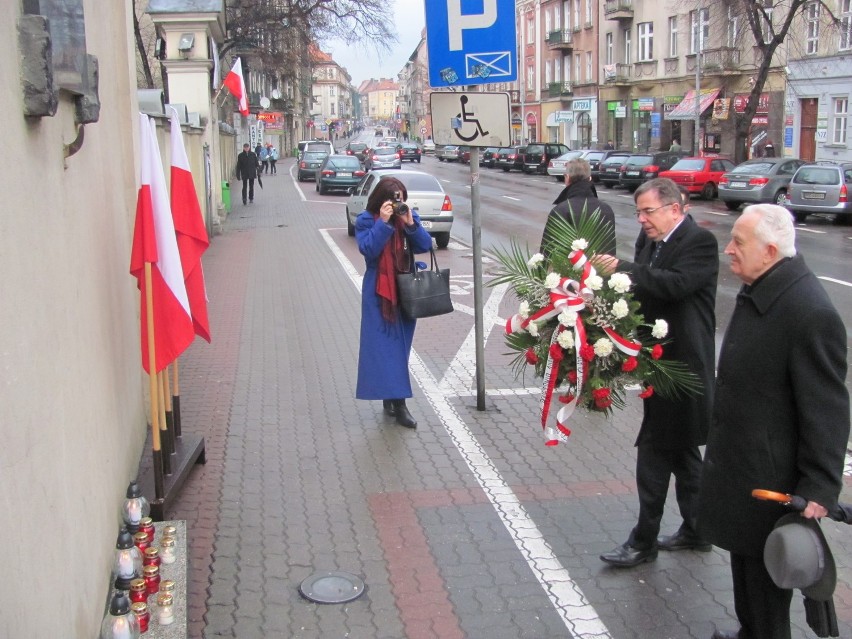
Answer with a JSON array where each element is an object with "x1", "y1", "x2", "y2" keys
[{"x1": 311, "y1": 47, "x2": 353, "y2": 140}]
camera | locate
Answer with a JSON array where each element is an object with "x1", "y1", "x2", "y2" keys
[{"x1": 391, "y1": 190, "x2": 409, "y2": 216}]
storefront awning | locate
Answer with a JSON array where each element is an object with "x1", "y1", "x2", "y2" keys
[{"x1": 665, "y1": 88, "x2": 721, "y2": 120}]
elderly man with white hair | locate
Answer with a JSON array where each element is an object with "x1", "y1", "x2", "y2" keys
[{"x1": 698, "y1": 204, "x2": 850, "y2": 639}]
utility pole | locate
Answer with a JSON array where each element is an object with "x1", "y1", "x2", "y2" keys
[
  {"x1": 518, "y1": 4, "x2": 526, "y2": 144},
  {"x1": 694, "y1": 2, "x2": 703, "y2": 155}
]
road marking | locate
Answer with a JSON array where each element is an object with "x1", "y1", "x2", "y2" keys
[
  {"x1": 707, "y1": 211, "x2": 730, "y2": 217},
  {"x1": 503, "y1": 195, "x2": 521, "y2": 201},
  {"x1": 819, "y1": 276, "x2": 852, "y2": 288},
  {"x1": 796, "y1": 227, "x2": 827, "y2": 235},
  {"x1": 289, "y1": 165, "x2": 308, "y2": 202},
  {"x1": 321, "y1": 229, "x2": 612, "y2": 639}
]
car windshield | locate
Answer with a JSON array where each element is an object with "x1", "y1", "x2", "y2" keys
[
  {"x1": 526, "y1": 144, "x2": 545, "y2": 153},
  {"x1": 626, "y1": 156, "x2": 653, "y2": 167},
  {"x1": 374, "y1": 148, "x2": 397, "y2": 156},
  {"x1": 498, "y1": 148, "x2": 513, "y2": 154},
  {"x1": 730, "y1": 161, "x2": 773, "y2": 174},
  {"x1": 670, "y1": 159, "x2": 706, "y2": 171},
  {"x1": 586, "y1": 152, "x2": 605, "y2": 161},
  {"x1": 305, "y1": 144, "x2": 330, "y2": 152},
  {"x1": 382, "y1": 173, "x2": 443, "y2": 193},
  {"x1": 327, "y1": 157, "x2": 360, "y2": 170},
  {"x1": 303, "y1": 152, "x2": 327, "y2": 160},
  {"x1": 556, "y1": 151, "x2": 584, "y2": 161},
  {"x1": 793, "y1": 167, "x2": 841, "y2": 185},
  {"x1": 603, "y1": 156, "x2": 627, "y2": 166},
  {"x1": 349, "y1": 143, "x2": 366, "y2": 151}
]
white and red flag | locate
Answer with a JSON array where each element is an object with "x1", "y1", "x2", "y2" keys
[
  {"x1": 222, "y1": 57, "x2": 249, "y2": 116},
  {"x1": 130, "y1": 113, "x2": 195, "y2": 373},
  {"x1": 168, "y1": 107, "x2": 211, "y2": 342}
]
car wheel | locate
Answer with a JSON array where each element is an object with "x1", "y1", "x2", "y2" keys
[
  {"x1": 724, "y1": 200, "x2": 740, "y2": 211},
  {"x1": 434, "y1": 232, "x2": 450, "y2": 249},
  {"x1": 346, "y1": 211, "x2": 355, "y2": 237},
  {"x1": 701, "y1": 182, "x2": 716, "y2": 200},
  {"x1": 319, "y1": 183, "x2": 327, "y2": 195},
  {"x1": 315, "y1": 182, "x2": 319, "y2": 192},
  {"x1": 417, "y1": 158, "x2": 421, "y2": 163},
  {"x1": 792, "y1": 210, "x2": 808, "y2": 223},
  {"x1": 554, "y1": 176, "x2": 563, "y2": 182},
  {"x1": 603, "y1": 182, "x2": 613, "y2": 189},
  {"x1": 438, "y1": 157, "x2": 444, "y2": 162},
  {"x1": 774, "y1": 190, "x2": 789, "y2": 206}
]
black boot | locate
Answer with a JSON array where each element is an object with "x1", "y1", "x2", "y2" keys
[
  {"x1": 393, "y1": 400, "x2": 417, "y2": 429},
  {"x1": 382, "y1": 400, "x2": 396, "y2": 417}
]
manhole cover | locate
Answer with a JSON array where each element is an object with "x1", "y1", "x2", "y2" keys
[{"x1": 299, "y1": 571, "x2": 365, "y2": 604}]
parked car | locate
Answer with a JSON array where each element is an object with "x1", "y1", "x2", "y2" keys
[
  {"x1": 344, "y1": 142, "x2": 369, "y2": 163},
  {"x1": 586, "y1": 150, "x2": 623, "y2": 183},
  {"x1": 297, "y1": 151, "x2": 329, "y2": 181},
  {"x1": 598, "y1": 153, "x2": 632, "y2": 188},
  {"x1": 786, "y1": 160, "x2": 852, "y2": 223},
  {"x1": 397, "y1": 142, "x2": 422, "y2": 163},
  {"x1": 364, "y1": 146, "x2": 401, "y2": 171},
  {"x1": 482, "y1": 147, "x2": 501, "y2": 168},
  {"x1": 718, "y1": 158, "x2": 805, "y2": 210},
  {"x1": 422, "y1": 139, "x2": 436, "y2": 155},
  {"x1": 495, "y1": 146, "x2": 526, "y2": 172},
  {"x1": 436, "y1": 145, "x2": 460, "y2": 162},
  {"x1": 522, "y1": 142, "x2": 571, "y2": 174},
  {"x1": 456, "y1": 146, "x2": 472, "y2": 163},
  {"x1": 659, "y1": 156, "x2": 736, "y2": 199},
  {"x1": 315, "y1": 154, "x2": 365, "y2": 195},
  {"x1": 546, "y1": 150, "x2": 591, "y2": 182},
  {"x1": 303, "y1": 140, "x2": 334, "y2": 157},
  {"x1": 346, "y1": 169, "x2": 454, "y2": 247},
  {"x1": 619, "y1": 151, "x2": 687, "y2": 191}
]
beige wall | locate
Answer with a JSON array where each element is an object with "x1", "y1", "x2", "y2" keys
[{"x1": 1, "y1": 1, "x2": 149, "y2": 636}]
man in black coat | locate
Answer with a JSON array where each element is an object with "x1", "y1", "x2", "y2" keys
[
  {"x1": 594, "y1": 177, "x2": 719, "y2": 567},
  {"x1": 698, "y1": 204, "x2": 849, "y2": 639},
  {"x1": 236, "y1": 143, "x2": 259, "y2": 205},
  {"x1": 540, "y1": 158, "x2": 616, "y2": 256}
]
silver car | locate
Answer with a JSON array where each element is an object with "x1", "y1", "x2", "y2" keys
[
  {"x1": 435, "y1": 145, "x2": 460, "y2": 162},
  {"x1": 346, "y1": 169, "x2": 454, "y2": 248},
  {"x1": 787, "y1": 161, "x2": 852, "y2": 223},
  {"x1": 718, "y1": 158, "x2": 805, "y2": 211},
  {"x1": 364, "y1": 146, "x2": 401, "y2": 171},
  {"x1": 547, "y1": 150, "x2": 591, "y2": 182}
]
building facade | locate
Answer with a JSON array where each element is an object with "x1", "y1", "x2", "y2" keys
[{"x1": 311, "y1": 47, "x2": 353, "y2": 140}]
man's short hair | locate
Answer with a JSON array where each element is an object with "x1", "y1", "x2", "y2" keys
[
  {"x1": 742, "y1": 204, "x2": 797, "y2": 258},
  {"x1": 677, "y1": 184, "x2": 690, "y2": 207},
  {"x1": 243, "y1": 143, "x2": 250, "y2": 149},
  {"x1": 634, "y1": 177, "x2": 682, "y2": 211},
  {"x1": 566, "y1": 158, "x2": 591, "y2": 183}
]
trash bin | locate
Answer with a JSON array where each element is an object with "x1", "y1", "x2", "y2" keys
[{"x1": 221, "y1": 181, "x2": 231, "y2": 213}]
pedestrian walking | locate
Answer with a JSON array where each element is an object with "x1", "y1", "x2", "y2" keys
[
  {"x1": 593, "y1": 177, "x2": 719, "y2": 567},
  {"x1": 235, "y1": 143, "x2": 258, "y2": 205},
  {"x1": 354, "y1": 177, "x2": 434, "y2": 429},
  {"x1": 669, "y1": 139, "x2": 682, "y2": 152},
  {"x1": 698, "y1": 204, "x2": 850, "y2": 639},
  {"x1": 259, "y1": 145, "x2": 270, "y2": 174},
  {"x1": 604, "y1": 140, "x2": 615, "y2": 150},
  {"x1": 763, "y1": 139, "x2": 776, "y2": 157},
  {"x1": 269, "y1": 146, "x2": 278, "y2": 174}
]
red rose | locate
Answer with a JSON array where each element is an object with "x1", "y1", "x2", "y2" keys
[
  {"x1": 592, "y1": 387, "x2": 611, "y2": 399},
  {"x1": 567, "y1": 370, "x2": 578, "y2": 384},
  {"x1": 639, "y1": 385, "x2": 655, "y2": 399},
  {"x1": 525, "y1": 348, "x2": 538, "y2": 365},
  {"x1": 621, "y1": 356, "x2": 638, "y2": 372},
  {"x1": 594, "y1": 397, "x2": 613, "y2": 409},
  {"x1": 651, "y1": 344, "x2": 663, "y2": 360},
  {"x1": 558, "y1": 393, "x2": 575, "y2": 404},
  {"x1": 580, "y1": 344, "x2": 595, "y2": 361},
  {"x1": 549, "y1": 343, "x2": 564, "y2": 360}
]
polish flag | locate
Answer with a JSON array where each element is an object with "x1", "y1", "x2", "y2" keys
[
  {"x1": 223, "y1": 57, "x2": 249, "y2": 116},
  {"x1": 130, "y1": 113, "x2": 195, "y2": 373},
  {"x1": 168, "y1": 107, "x2": 211, "y2": 342}
]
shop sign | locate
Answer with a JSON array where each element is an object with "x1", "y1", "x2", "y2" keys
[
  {"x1": 664, "y1": 95, "x2": 683, "y2": 104},
  {"x1": 555, "y1": 110, "x2": 573, "y2": 122},
  {"x1": 784, "y1": 127, "x2": 793, "y2": 147},
  {"x1": 785, "y1": 114, "x2": 794, "y2": 126},
  {"x1": 752, "y1": 116, "x2": 769, "y2": 125},
  {"x1": 712, "y1": 98, "x2": 730, "y2": 120},
  {"x1": 571, "y1": 99, "x2": 592, "y2": 111},
  {"x1": 511, "y1": 114, "x2": 522, "y2": 124},
  {"x1": 615, "y1": 106, "x2": 626, "y2": 118},
  {"x1": 662, "y1": 102, "x2": 681, "y2": 113},
  {"x1": 637, "y1": 97, "x2": 655, "y2": 111},
  {"x1": 607, "y1": 101, "x2": 622, "y2": 111},
  {"x1": 526, "y1": 113, "x2": 537, "y2": 124},
  {"x1": 734, "y1": 93, "x2": 769, "y2": 114}
]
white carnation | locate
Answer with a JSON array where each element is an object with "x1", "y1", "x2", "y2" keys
[
  {"x1": 611, "y1": 299, "x2": 629, "y2": 319},
  {"x1": 557, "y1": 331, "x2": 575, "y2": 350},
  {"x1": 528, "y1": 321, "x2": 540, "y2": 337},
  {"x1": 571, "y1": 239, "x2": 588, "y2": 251},
  {"x1": 527, "y1": 253, "x2": 545, "y2": 268},
  {"x1": 544, "y1": 272, "x2": 561, "y2": 289},
  {"x1": 586, "y1": 274, "x2": 603, "y2": 291},
  {"x1": 652, "y1": 319, "x2": 669, "y2": 339},
  {"x1": 608, "y1": 272, "x2": 632, "y2": 294},
  {"x1": 558, "y1": 310, "x2": 578, "y2": 327},
  {"x1": 594, "y1": 338, "x2": 614, "y2": 357},
  {"x1": 519, "y1": 301, "x2": 530, "y2": 319}
]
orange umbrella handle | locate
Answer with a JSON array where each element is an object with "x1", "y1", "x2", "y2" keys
[{"x1": 751, "y1": 489, "x2": 792, "y2": 504}]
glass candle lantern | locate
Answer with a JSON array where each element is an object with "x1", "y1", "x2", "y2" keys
[
  {"x1": 113, "y1": 527, "x2": 143, "y2": 591},
  {"x1": 142, "y1": 547, "x2": 160, "y2": 568},
  {"x1": 139, "y1": 517, "x2": 155, "y2": 540},
  {"x1": 100, "y1": 591, "x2": 141, "y2": 639},
  {"x1": 156, "y1": 593, "x2": 175, "y2": 625},
  {"x1": 129, "y1": 579, "x2": 148, "y2": 604},
  {"x1": 133, "y1": 531, "x2": 151, "y2": 554},
  {"x1": 121, "y1": 481, "x2": 150, "y2": 534},
  {"x1": 130, "y1": 602, "x2": 150, "y2": 633},
  {"x1": 159, "y1": 536, "x2": 176, "y2": 565},
  {"x1": 142, "y1": 564, "x2": 160, "y2": 596}
]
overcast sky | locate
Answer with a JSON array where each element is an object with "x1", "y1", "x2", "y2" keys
[{"x1": 323, "y1": 1, "x2": 425, "y2": 86}]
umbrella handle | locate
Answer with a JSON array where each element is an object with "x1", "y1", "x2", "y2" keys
[{"x1": 751, "y1": 489, "x2": 807, "y2": 512}]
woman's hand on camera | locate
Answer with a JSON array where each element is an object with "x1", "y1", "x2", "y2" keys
[{"x1": 379, "y1": 200, "x2": 394, "y2": 223}]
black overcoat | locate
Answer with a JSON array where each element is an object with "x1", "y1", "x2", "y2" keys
[
  {"x1": 540, "y1": 179, "x2": 617, "y2": 256},
  {"x1": 698, "y1": 255, "x2": 849, "y2": 557},
  {"x1": 616, "y1": 215, "x2": 719, "y2": 449},
  {"x1": 236, "y1": 151, "x2": 258, "y2": 180}
]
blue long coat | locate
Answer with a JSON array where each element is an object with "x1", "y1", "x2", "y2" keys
[{"x1": 355, "y1": 211, "x2": 433, "y2": 400}]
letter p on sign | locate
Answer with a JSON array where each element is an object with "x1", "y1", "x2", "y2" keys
[{"x1": 447, "y1": 0, "x2": 497, "y2": 50}]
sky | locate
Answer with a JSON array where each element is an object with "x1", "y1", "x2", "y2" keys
[{"x1": 323, "y1": 1, "x2": 425, "y2": 86}]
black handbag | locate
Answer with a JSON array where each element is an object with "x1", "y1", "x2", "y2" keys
[{"x1": 395, "y1": 248, "x2": 454, "y2": 319}]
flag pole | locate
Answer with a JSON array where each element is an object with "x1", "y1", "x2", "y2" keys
[
  {"x1": 172, "y1": 359, "x2": 182, "y2": 438},
  {"x1": 144, "y1": 263, "x2": 165, "y2": 499},
  {"x1": 157, "y1": 371, "x2": 173, "y2": 474},
  {"x1": 162, "y1": 364, "x2": 176, "y2": 453}
]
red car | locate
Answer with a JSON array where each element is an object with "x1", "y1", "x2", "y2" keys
[{"x1": 659, "y1": 156, "x2": 736, "y2": 199}]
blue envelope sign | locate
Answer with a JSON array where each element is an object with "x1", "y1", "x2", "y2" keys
[{"x1": 425, "y1": 0, "x2": 517, "y2": 88}]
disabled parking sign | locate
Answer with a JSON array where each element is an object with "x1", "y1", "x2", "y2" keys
[{"x1": 425, "y1": 0, "x2": 517, "y2": 88}]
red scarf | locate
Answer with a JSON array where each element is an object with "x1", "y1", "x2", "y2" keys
[{"x1": 374, "y1": 214, "x2": 409, "y2": 322}]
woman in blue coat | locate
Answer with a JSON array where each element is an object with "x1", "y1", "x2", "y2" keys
[{"x1": 355, "y1": 177, "x2": 433, "y2": 428}]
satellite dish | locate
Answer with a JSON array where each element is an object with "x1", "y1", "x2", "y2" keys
[
  {"x1": 260, "y1": 96, "x2": 270, "y2": 109},
  {"x1": 271, "y1": 89, "x2": 281, "y2": 100}
]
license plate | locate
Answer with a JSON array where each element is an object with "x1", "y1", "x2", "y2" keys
[
  {"x1": 730, "y1": 181, "x2": 747, "y2": 188},
  {"x1": 337, "y1": 172, "x2": 351, "y2": 177},
  {"x1": 420, "y1": 220, "x2": 433, "y2": 229},
  {"x1": 803, "y1": 192, "x2": 825, "y2": 200},
  {"x1": 627, "y1": 171, "x2": 640, "y2": 176}
]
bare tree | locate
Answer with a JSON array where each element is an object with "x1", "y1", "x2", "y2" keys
[{"x1": 132, "y1": 0, "x2": 159, "y2": 89}]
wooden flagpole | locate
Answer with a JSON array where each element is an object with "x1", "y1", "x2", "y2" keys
[
  {"x1": 172, "y1": 359, "x2": 182, "y2": 438},
  {"x1": 157, "y1": 371, "x2": 172, "y2": 475},
  {"x1": 144, "y1": 263, "x2": 165, "y2": 499}
]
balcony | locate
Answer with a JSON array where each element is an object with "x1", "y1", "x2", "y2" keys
[
  {"x1": 686, "y1": 47, "x2": 741, "y2": 74},
  {"x1": 603, "y1": 63, "x2": 631, "y2": 84},
  {"x1": 547, "y1": 29, "x2": 574, "y2": 49},
  {"x1": 604, "y1": 0, "x2": 633, "y2": 21},
  {"x1": 548, "y1": 81, "x2": 574, "y2": 97}
]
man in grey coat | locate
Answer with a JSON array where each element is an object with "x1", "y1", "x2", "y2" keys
[{"x1": 698, "y1": 204, "x2": 849, "y2": 639}]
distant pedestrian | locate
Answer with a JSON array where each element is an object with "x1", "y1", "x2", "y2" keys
[
  {"x1": 763, "y1": 139, "x2": 776, "y2": 157},
  {"x1": 669, "y1": 139, "x2": 682, "y2": 152},
  {"x1": 604, "y1": 140, "x2": 615, "y2": 150},
  {"x1": 236, "y1": 143, "x2": 258, "y2": 205},
  {"x1": 269, "y1": 146, "x2": 278, "y2": 174},
  {"x1": 255, "y1": 143, "x2": 262, "y2": 158},
  {"x1": 259, "y1": 145, "x2": 270, "y2": 174}
]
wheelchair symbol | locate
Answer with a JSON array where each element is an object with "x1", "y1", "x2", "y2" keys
[{"x1": 453, "y1": 96, "x2": 489, "y2": 142}]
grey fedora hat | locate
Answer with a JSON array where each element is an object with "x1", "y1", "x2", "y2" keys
[{"x1": 764, "y1": 512, "x2": 836, "y2": 601}]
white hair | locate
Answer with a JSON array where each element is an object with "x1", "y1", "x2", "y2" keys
[{"x1": 742, "y1": 204, "x2": 797, "y2": 258}]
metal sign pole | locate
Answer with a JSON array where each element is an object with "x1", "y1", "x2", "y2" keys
[{"x1": 469, "y1": 147, "x2": 486, "y2": 410}]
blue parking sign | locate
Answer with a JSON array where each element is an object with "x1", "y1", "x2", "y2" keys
[{"x1": 425, "y1": 0, "x2": 517, "y2": 88}]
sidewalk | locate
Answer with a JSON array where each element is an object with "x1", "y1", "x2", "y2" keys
[{"x1": 167, "y1": 159, "x2": 852, "y2": 639}]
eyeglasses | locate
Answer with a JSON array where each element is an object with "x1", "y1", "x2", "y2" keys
[{"x1": 635, "y1": 202, "x2": 676, "y2": 218}]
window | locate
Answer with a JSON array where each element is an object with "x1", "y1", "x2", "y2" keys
[
  {"x1": 574, "y1": 0, "x2": 580, "y2": 30},
  {"x1": 668, "y1": 16, "x2": 678, "y2": 57},
  {"x1": 841, "y1": 0, "x2": 852, "y2": 50},
  {"x1": 555, "y1": 57, "x2": 562, "y2": 82},
  {"x1": 527, "y1": 16, "x2": 535, "y2": 43},
  {"x1": 623, "y1": 28, "x2": 632, "y2": 64},
  {"x1": 563, "y1": 54, "x2": 571, "y2": 82},
  {"x1": 606, "y1": 32, "x2": 614, "y2": 64},
  {"x1": 806, "y1": 3, "x2": 820, "y2": 54},
  {"x1": 554, "y1": 4, "x2": 561, "y2": 29},
  {"x1": 527, "y1": 63, "x2": 534, "y2": 90},
  {"x1": 586, "y1": 0, "x2": 593, "y2": 27},
  {"x1": 690, "y1": 8, "x2": 709, "y2": 53},
  {"x1": 586, "y1": 51, "x2": 593, "y2": 82},
  {"x1": 834, "y1": 97, "x2": 848, "y2": 144},
  {"x1": 545, "y1": 8, "x2": 552, "y2": 34},
  {"x1": 329, "y1": 86, "x2": 335, "y2": 96},
  {"x1": 331, "y1": 103, "x2": 335, "y2": 115},
  {"x1": 638, "y1": 22, "x2": 654, "y2": 61},
  {"x1": 564, "y1": 0, "x2": 571, "y2": 30},
  {"x1": 727, "y1": 6, "x2": 739, "y2": 48},
  {"x1": 760, "y1": 4, "x2": 774, "y2": 44},
  {"x1": 575, "y1": 53, "x2": 581, "y2": 82}
]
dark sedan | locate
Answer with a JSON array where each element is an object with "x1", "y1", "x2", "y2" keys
[
  {"x1": 718, "y1": 158, "x2": 805, "y2": 210},
  {"x1": 397, "y1": 142, "x2": 422, "y2": 163},
  {"x1": 456, "y1": 146, "x2": 472, "y2": 164},
  {"x1": 619, "y1": 151, "x2": 686, "y2": 192},
  {"x1": 482, "y1": 147, "x2": 501, "y2": 168},
  {"x1": 315, "y1": 155, "x2": 365, "y2": 195},
  {"x1": 344, "y1": 142, "x2": 369, "y2": 163},
  {"x1": 297, "y1": 151, "x2": 329, "y2": 181},
  {"x1": 495, "y1": 146, "x2": 526, "y2": 172}
]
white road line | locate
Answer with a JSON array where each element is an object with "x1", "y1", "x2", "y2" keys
[
  {"x1": 796, "y1": 227, "x2": 827, "y2": 234},
  {"x1": 503, "y1": 195, "x2": 522, "y2": 201},
  {"x1": 819, "y1": 276, "x2": 852, "y2": 288},
  {"x1": 320, "y1": 228, "x2": 612, "y2": 639},
  {"x1": 708, "y1": 211, "x2": 730, "y2": 217}
]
